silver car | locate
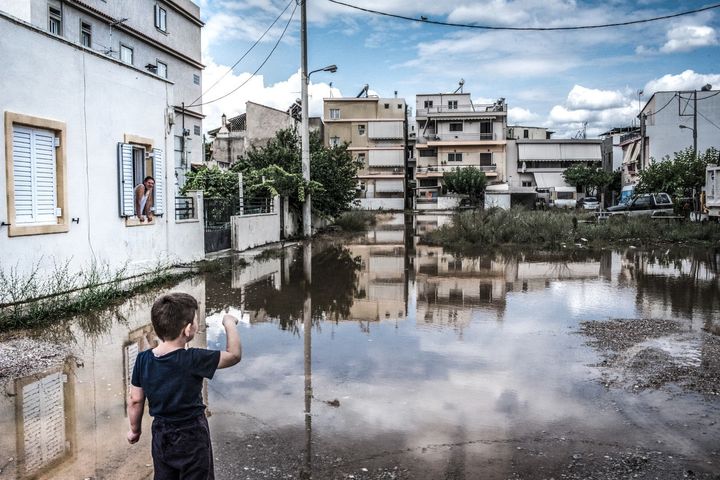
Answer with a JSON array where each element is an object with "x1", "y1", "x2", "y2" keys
[{"x1": 582, "y1": 196, "x2": 600, "y2": 210}]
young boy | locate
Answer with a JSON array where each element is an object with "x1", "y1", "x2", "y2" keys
[{"x1": 127, "y1": 292, "x2": 242, "y2": 480}]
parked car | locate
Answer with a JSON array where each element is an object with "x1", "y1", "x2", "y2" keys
[
  {"x1": 580, "y1": 196, "x2": 600, "y2": 210},
  {"x1": 606, "y1": 193, "x2": 673, "y2": 216}
]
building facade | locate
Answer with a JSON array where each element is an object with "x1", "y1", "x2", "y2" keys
[
  {"x1": 0, "y1": 0, "x2": 205, "y2": 279},
  {"x1": 414, "y1": 93, "x2": 507, "y2": 210},
  {"x1": 323, "y1": 96, "x2": 407, "y2": 211}
]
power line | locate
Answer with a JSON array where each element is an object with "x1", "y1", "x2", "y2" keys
[
  {"x1": 327, "y1": 0, "x2": 720, "y2": 31},
  {"x1": 189, "y1": 1, "x2": 298, "y2": 108},
  {"x1": 190, "y1": 0, "x2": 294, "y2": 106},
  {"x1": 697, "y1": 109, "x2": 720, "y2": 132},
  {"x1": 644, "y1": 93, "x2": 677, "y2": 118}
]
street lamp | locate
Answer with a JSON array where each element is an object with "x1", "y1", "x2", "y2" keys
[{"x1": 679, "y1": 124, "x2": 697, "y2": 155}]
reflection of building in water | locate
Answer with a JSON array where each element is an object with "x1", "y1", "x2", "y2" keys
[
  {"x1": 7, "y1": 360, "x2": 76, "y2": 479},
  {"x1": 347, "y1": 245, "x2": 406, "y2": 323},
  {"x1": 0, "y1": 278, "x2": 207, "y2": 480}
]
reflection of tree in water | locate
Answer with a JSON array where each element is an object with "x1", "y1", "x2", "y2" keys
[{"x1": 242, "y1": 245, "x2": 361, "y2": 331}]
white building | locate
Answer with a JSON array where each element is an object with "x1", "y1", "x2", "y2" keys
[
  {"x1": 414, "y1": 93, "x2": 508, "y2": 210},
  {"x1": 0, "y1": 1, "x2": 205, "y2": 281}
]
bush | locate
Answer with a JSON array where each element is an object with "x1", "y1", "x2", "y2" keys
[{"x1": 333, "y1": 210, "x2": 377, "y2": 232}]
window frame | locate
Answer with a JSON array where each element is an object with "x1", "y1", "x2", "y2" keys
[
  {"x1": 357, "y1": 124, "x2": 366, "y2": 135},
  {"x1": 156, "y1": 59, "x2": 168, "y2": 78},
  {"x1": 448, "y1": 100, "x2": 458, "y2": 110},
  {"x1": 447, "y1": 152, "x2": 463, "y2": 162},
  {"x1": 449, "y1": 122, "x2": 463, "y2": 132},
  {"x1": 424, "y1": 100, "x2": 433, "y2": 108},
  {"x1": 329, "y1": 108, "x2": 340, "y2": 120},
  {"x1": 48, "y1": 5, "x2": 62, "y2": 35},
  {"x1": 330, "y1": 136, "x2": 340, "y2": 147},
  {"x1": 119, "y1": 43, "x2": 134, "y2": 65},
  {"x1": 4, "y1": 112, "x2": 68, "y2": 237},
  {"x1": 80, "y1": 20, "x2": 92, "y2": 47},
  {"x1": 154, "y1": 4, "x2": 168, "y2": 32},
  {"x1": 193, "y1": 73, "x2": 200, "y2": 85},
  {"x1": 118, "y1": 134, "x2": 164, "y2": 225}
]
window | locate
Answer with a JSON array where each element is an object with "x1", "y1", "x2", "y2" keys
[
  {"x1": 480, "y1": 121, "x2": 492, "y2": 139},
  {"x1": 397, "y1": 104, "x2": 403, "y2": 109},
  {"x1": 449, "y1": 122, "x2": 463, "y2": 132},
  {"x1": 448, "y1": 152, "x2": 463, "y2": 162},
  {"x1": 154, "y1": 5, "x2": 167, "y2": 32},
  {"x1": 357, "y1": 124, "x2": 366, "y2": 135},
  {"x1": 193, "y1": 74, "x2": 200, "y2": 85},
  {"x1": 329, "y1": 109, "x2": 340, "y2": 120},
  {"x1": 424, "y1": 100, "x2": 433, "y2": 108},
  {"x1": 5, "y1": 112, "x2": 68, "y2": 236},
  {"x1": 523, "y1": 129, "x2": 529, "y2": 139},
  {"x1": 419, "y1": 148, "x2": 437, "y2": 157},
  {"x1": 48, "y1": 6, "x2": 62, "y2": 35},
  {"x1": 522, "y1": 181, "x2": 533, "y2": 187},
  {"x1": 330, "y1": 136, "x2": 340, "y2": 147},
  {"x1": 193, "y1": 125, "x2": 201, "y2": 136},
  {"x1": 117, "y1": 136, "x2": 164, "y2": 219},
  {"x1": 357, "y1": 152, "x2": 366, "y2": 163},
  {"x1": 384, "y1": 103, "x2": 390, "y2": 109},
  {"x1": 156, "y1": 60, "x2": 167, "y2": 78},
  {"x1": 556, "y1": 191, "x2": 574, "y2": 200},
  {"x1": 80, "y1": 21, "x2": 92, "y2": 47},
  {"x1": 480, "y1": 153, "x2": 492, "y2": 166},
  {"x1": 448, "y1": 100, "x2": 458, "y2": 110},
  {"x1": 120, "y1": 44, "x2": 133, "y2": 65}
]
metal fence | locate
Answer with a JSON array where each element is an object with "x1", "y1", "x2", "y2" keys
[
  {"x1": 241, "y1": 197, "x2": 274, "y2": 215},
  {"x1": 175, "y1": 196, "x2": 196, "y2": 221}
]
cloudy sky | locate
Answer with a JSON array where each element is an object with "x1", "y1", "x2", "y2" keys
[{"x1": 197, "y1": 0, "x2": 720, "y2": 138}]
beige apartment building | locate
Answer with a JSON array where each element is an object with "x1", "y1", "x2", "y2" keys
[
  {"x1": 414, "y1": 93, "x2": 508, "y2": 210},
  {"x1": 323, "y1": 96, "x2": 407, "y2": 210}
]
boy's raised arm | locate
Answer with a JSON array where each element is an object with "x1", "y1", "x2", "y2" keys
[
  {"x1": 218, "y1": 314, "x2": 242, "y2": 369},
  {"x1": 127, "y1": 385, "x2": 146, "y2": 444}
]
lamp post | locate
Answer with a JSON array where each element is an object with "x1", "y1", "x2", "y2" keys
[
  {"x1": 637, "y1": 90, "x2": 643, "y2": 126},
  {"x1": 679, "y1": 124, "x2": 697, "y2": 156}
]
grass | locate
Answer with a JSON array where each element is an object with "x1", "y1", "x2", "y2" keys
[
  {"x1": 0, "y1": 258, "x2": 193, "y2": 333},
  {"x1": 333, "y1": 210, "x2": 378, "y2": 233},
  {"x1": 425, "y1": 208, "x2": 720, "y2": 252}
]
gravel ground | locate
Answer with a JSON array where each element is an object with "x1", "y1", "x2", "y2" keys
[
  {"x1": 578, "y1": 318, "x2": 720, "y2": 395},
  {"x1": 0, "y1": 336, "x2": 71, "y2": 380}
]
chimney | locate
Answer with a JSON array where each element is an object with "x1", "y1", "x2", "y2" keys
[{"x1": 221, "y1": 113, "x2": 227, "y2": 126}]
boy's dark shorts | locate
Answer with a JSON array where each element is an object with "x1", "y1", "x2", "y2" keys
[{"x1": 151, "y1": 414, "x2": 214, "y2": 480}]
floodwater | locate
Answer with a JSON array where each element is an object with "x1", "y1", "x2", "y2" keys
[{"x1": 1, "y1": 213, "x2": 719, "y2": 479}]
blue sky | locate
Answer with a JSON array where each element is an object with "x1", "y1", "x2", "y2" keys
[{"x1": 198, "y1": 0, "x2": 720, "y2": 137}]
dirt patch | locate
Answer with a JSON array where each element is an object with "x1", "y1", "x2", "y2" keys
[
  {"x1": 579, "y1": 318, "x2": 720, "y2": 395},
  {"x1": 0, "y1": 337, "x2": 71, "y2": 380}
]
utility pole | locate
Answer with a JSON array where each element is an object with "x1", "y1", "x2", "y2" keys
[
  {"x1": 300, "y1": 0, "x2": 311, "y2": 237},
  {"x1": 693, "y1": 89, "x2": 698, "y2": 157}
]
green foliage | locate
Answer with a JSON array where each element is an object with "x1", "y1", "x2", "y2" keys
[
  {"x1": 443, "y1": 167, "x2": 488, "y2": 205},
  {"x1": 334, "y1": 210, "x2": 377, "y2": 232},
  {"x1": 636, "y1": 147, "x2": 718, "y2": 197},
  {"x1": 181, "y1": 166, "x2": 239, "y2": 198},
  {"x1": 426, "y1": 208, "x2": 720, "y2": 252},
  {"x1": 562, "y1": 164, "x2": 613, "y2": 196}
]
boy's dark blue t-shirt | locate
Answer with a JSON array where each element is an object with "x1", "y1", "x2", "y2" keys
[{"x1": 131, "y1": 347, "x2": 221, "y2": 422}]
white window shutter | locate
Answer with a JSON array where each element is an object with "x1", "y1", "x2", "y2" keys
[
  {"x1": 152, "y1": 148, "x2": 164, "y2": 216},
  {"x1": 12, "y1": 125, "x2": 57, "y2": 225},
  {"x1": 33, "y1": 130, "x2": 58, "y2": 223},
  {"x1": 117, "y1": 143, "x2": 135, "y2": 217},
  {"x1": 12, "y1": 126, "x2": 34, "y2": 224},
  {"x1": 154, "y1": 4, "x2": 159, "y2": 28}
]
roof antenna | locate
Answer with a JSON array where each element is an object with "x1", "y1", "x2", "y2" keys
[
  {"x1": 329, "y1": 82, "x2": 334, "y2": 98},
  {"x1": 454, "y1": 79, "x2": 465, "y2": 94}
]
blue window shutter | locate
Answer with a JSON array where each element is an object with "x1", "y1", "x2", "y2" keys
[
  {"x1": 152, "y1": 148, "x2": 164, "y2": 215},
  {"x1": 117, "y1": 143, "x2": 134, "y2": 217}
]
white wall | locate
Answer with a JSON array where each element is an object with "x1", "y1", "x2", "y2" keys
[
  {"x1": 0, "y1": 17, "x2": 204, "y2": 279},
  {"x1": 486, "y1": 193, "x2": 511, "y2": 209},
  {"x1": 357, "y1": 198, "x2": 405, "y2": 210},
  {"x1": 230, "y1": 197, "x2": 280, "y2": 251}
]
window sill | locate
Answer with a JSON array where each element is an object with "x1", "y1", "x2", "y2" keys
[
  {"x1": 156, "y1": 27, "x2": 168, "y2": 35},
  {"x1": 8, "y1": 223, "x2": 69, "y2": 237},
  {"x1": 125, "y1": 217, "x2": 157, "y2": 227}
]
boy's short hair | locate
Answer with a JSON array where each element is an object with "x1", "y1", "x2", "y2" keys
[{"x1": 151, "y1": 293, "x2": 198, "y2": 341}]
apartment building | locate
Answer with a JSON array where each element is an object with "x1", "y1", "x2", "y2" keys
[
  {"x1": 323, "y1": 96, "x2": 407, "y2": 210},
  {"x1": 1, "y1": 0, "x2": 205, "y2": 279},
  {"x1": 414, "y1": 93, "x2": 507, "y2": 210}
]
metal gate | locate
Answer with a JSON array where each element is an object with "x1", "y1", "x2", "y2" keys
[{"x1": 203, "y1": 198, "x2": 238, "y2": 253}]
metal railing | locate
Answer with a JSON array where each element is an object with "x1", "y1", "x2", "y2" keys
[
  {"x1": 241, "y1": 197, "x2": 274, "y2": 215},
  {"x1": 416, "y1": 164, "x2": 496, "y2": 174},
  {"x1": 175, "y1": 196, "x2": 196, "y2": 220}
]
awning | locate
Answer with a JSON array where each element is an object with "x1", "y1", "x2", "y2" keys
[{"x1": 534, "y1": 172, "x2": 569, "y2": 188}]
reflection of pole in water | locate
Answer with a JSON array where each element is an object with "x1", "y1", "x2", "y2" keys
[{"x1": 301, "y1": 241, "x2": 313, "y2": 479}]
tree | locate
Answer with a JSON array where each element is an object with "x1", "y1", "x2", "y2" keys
[
  {"x1": 562, "y1": 164, "x2": 613, "y2": 196},
  {"x1": 636, "y1": 147, "x2": 717, "y2": 197},
  {"x1": 443, "y1": 167, "x2": 487, "y2": 206}
]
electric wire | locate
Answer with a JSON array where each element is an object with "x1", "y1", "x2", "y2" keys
[
  {"x1": 188, "y1": 1, "x2": 297, "y2": 108},
  {"x1": 696, "y1": 110, "x2": 720, "y2": 132},
  {"x1": 189, "y1": 0, "x2": 294, "y2": 106},
  {"x1": 643, "y1": 93, "x2": 677, "y2": 118},
  {"x1": 327, "y1": 0, "x2": 720, "y2": 31}
]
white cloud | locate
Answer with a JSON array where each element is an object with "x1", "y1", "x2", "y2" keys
[
  {"x1": 660, "y1": 25, "x2": 718, "y2": 53},
  {"x1": 201, "y1": 59, "x2": 341, "y2": 132},
  {"x1": 644, "y1": 70, "x2": 720, "y2": 95},
  {"x1": 566, "y1": 85, "x2": 626, "y2": 110},
  {"x1": 508, "y1": 107, "x2": 539, "y2": 123}
]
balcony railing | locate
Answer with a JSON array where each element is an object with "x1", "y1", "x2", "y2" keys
[
  {"x1": 241, "y1": 197, "x2": 274, "y2": 215},
  {"x1": 417, "y1": 132, "x2": 496, "y2": 143},
  {"x1": 416, "y1": 103, "x2": 506, "y2": 116},
  {"x1": 620, "y1": 132, "x2": 641, "y2": 144},
  {"x1": 416, "y1": 164, "x2": 497, "y2": 174},
  {"x1": 175, "y1": 196, "x2": 196, "y2": 221}
]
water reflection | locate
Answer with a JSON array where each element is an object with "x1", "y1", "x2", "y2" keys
[{"x1": 2, "y1": 214, "x2": 719, "y2": 479}]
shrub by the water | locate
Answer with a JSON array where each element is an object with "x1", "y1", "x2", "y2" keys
[{"x1": 334, "y1": 210, "x2": 377, "y2": 232}]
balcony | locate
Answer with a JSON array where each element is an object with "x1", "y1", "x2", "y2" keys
[
  {"x1": 620, "y1": 132, "x2": 641, "y2": 144},
  {"x1": 417, "y1": 132, "x2": 499, "y2": 144},
  {"x1": 416, "y1": 164, "x2": 497, "y2": 177},
  {"x1": 416, "y1": 103, "x2": 507, "y2": 118}
]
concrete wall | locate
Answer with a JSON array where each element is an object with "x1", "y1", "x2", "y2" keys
[
  {"x1": 231, "y1": 197, "x2": 281, "y2": 251},
  {"x1": 357, "y1": 198, "x2": 405, "y2": 210},
  {"x1": 0, "y1": 17, "x2": 204, "y2": 279}
]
